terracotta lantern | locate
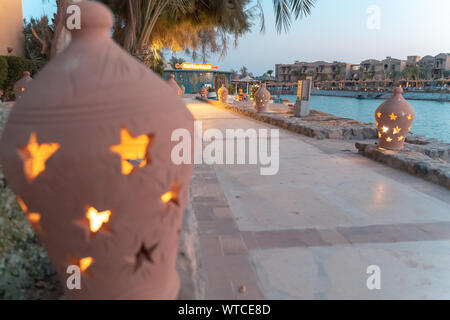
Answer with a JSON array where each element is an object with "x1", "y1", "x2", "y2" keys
[
  {"x1": 218, "y1": 84, "x2": 228, "y2": 104},
  {"x1": 0, "y1": 1, "x2": 193, "y2": 300},
  {"x1": 167, "y1": 74, "x2": 182, "y2": 96},
  {"x1": 254, "y1": 83, "x2": 271, "y2": 112},
  {"x1": 14, "y1": 71, "x2": 33, "y2": 100},
  {"x1": 200, "y1": 86, "x2": 208, "y2": 99},
  {"x1": 375, "y1": 87, "x2": 415, "y2": 150}
]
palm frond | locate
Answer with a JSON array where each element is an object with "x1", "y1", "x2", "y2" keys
[{"x1": 273, "y1": 0, "x2": 316, "y2": 33}]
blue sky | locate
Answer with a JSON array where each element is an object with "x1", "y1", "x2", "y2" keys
[{"x1": 23, "y1": 0, "x2": 450, "y2": 75}]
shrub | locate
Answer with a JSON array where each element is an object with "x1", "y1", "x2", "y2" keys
[
  {"x1": 0, "y1": 57, "x2": 7, "y2": 90},
  {"x1": 1, "y1": 56, "x2": 34, "y2": 101},
  {"x1": 0, "y1": 165, "x2": 60, "y2": 299},
  {"x1": 227, "y1": 84, "x2": 235, "y2": 95}
]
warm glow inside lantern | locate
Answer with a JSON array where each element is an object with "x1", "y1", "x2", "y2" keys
[
  {"x1": 254, "y1": 83, "x2": 271, "y2": 112},
  {"x1": 375, "y1": 87, "x2": 415, "y2": 151},
  {"x1": 17, "y1": 132, "x2": 60, "y2": 182},
  {"x1": 110, "y1": 128, "x2": 154, "y2": 175}
]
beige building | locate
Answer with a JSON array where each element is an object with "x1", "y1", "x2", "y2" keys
[
  {"x1": 360, "y1": 57, "x2": 406, "y2": 80},
  {"x1": 275, "y1": 61, "x2": 352, "y2": 82},
  {"x1": 0, "y1": 0, "x2": 24, "y2": 57},
  {"x1": 432, "y1": 53, "x2": 450, "y2": 79}
]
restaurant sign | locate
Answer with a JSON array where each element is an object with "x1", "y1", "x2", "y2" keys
[{"x1": 175, "y1": 63, "x2": 219, "y2": 71}]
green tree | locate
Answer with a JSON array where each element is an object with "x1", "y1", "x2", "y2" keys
[
  {"x1": 290, "y1": 68, "x2": 305, "y2": 81},
  {"x1": 170, "y1": 56, "x2": 184, "y2": 69},
  {"x1": 99, "y1": 0, "x2": 316, "y2": 61},
  {"x1": 240, "y1": 66, "x2": 249, "y2": 78}
]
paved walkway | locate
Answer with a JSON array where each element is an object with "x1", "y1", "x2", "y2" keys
[{"x1": 186, "y1": 98, "x2": 450, "y2": 300}]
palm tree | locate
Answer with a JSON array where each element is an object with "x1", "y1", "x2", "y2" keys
[
  {"x1": 240, "y1": 66, "x2": 249, "y2": 78},
  {"x1": 170, "y1": 56, "x2": 184, "y2": 69},
  {"x1": 290, "y1": 68, "x2": 305, "y2": 81},
  {"x1": 99, "y1": 0, "x2": 316, "y2": 56}
]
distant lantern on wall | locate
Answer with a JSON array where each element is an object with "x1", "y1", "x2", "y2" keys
[
  {"x1": 0, "y1": 1, "x2": 193, "y2": 300},
  {"x1": 375, "y1": 87, "x2": 415, "y2": 150},
  {"x1": 14, "y1": 71, "x2": 33, "y2": 100},
  {"x1": 254, "y1": 83, "x2": 271, "y2": 112},
  {"x1": 217, "y1": 84, "x2": 228, "y2": 103}
]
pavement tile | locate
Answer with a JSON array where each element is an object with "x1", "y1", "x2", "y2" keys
[
  {"x1": 203, "y1": 254, "x2": 257, "y2": 283},
  {"x1": 240, "y1": 231, "x2": 260, "y2": 250},
  {"x1": 220, "y1": 234, "x2": 248, "y2": 255},
  {"x1": 199, "y1": 235, "x2": 223, "y2": 257},
  {"x1": 232, "y1": 281, "x2": 265, "y2": 300},
  {"x1": 197, "y1": 219, "x2": 239, "y2": 235},
  {"x1": 317, "y1": 229, "x2": 349, "y2": 245},
  {"x1": 205, "y1": 278, "x2": 234, "y2": 300},
  {"x1": 213, "y1": 207, "x2": 234, "y2": 220}
]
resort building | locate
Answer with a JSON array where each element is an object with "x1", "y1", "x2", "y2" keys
[
  {"x1": 432, "y1": 53, "x2": 450, "y2": 79},
  {"x1": 0, "y1": 0, "x2": 24, "y2": 57},
  {"x1": 276, "y1": 53, "x2": 450, "y2": 84},
  {"x1": 275, "y1": 61, "x2": 352, "y2": 83},
  {"x1": 360, "y1": 57, "x2": 406, "y2": 80}
]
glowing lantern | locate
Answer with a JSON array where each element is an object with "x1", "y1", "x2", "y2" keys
[
  {"x1": 254, "y1": 83, "x2": 271, "y2": 112},
  {"x1": 0, "y1": 1, "x2": 193, "y2": 300},
  {"x1": 167, "y1": 74, "x2": 182, "y2": 96},
  {"x1": 13, "y1": 71, "x2": 33, "y2": 100},
  {"x1": 217, "y1": 84, "x2": 228, "y2": 104},
  {"x1": 374, "y1": 87, "x2": 414, "y2": 150}
]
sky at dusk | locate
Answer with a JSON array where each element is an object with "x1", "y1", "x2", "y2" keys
[{"x1": 22, "y1": 0, "x2": 450, "y2": 75}]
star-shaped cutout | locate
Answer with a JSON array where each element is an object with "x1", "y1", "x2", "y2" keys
[
  {"x1": 407, "y1": 114, "x2": 412, "y2": 120},
  {"x1": 377, "y1": 112, "x2": 382, "y2": 118},
  {"x1": 389, "y1": 113, "x2": 398, "y2": 121},
  {"x1": 86, "y1": 206, "x2": 112, "y2": 233},
  {"x1": 74, "y1": 206, "x2": 114, "y2": 238},
  {"x1": 134, "y1": 243, "x2": 158, "y2": 272},
  {"x1": 382, "y1": 126, "x2": 389, "y2": 133},
  {"x1": 161, "y1": 181, "x2": 180, "y2": 206},
  {"x1": 110, "y1": 128, "x2": 154, "y2": 175},
  {"x1": 79, "y1": 257, "x2": 94, "y2": 272},
  {"x1": 386, "y1": 137, "x2": 393, "y2": 142},
  {"x1": 378, "y1": 132, "x2": 382, "y2": 138},
  {"x1": 398, "y1": 136, "x2": 405, "y2": 141},
  {"x1": 17, "y1": 197, "x2": 42, "y2": 232},
  {"x1": 17, "y1": 133, "x2": 60, "y2": 182},
  {"x1": 393, "y1": 126, "x2": 401, "y2": 135}
]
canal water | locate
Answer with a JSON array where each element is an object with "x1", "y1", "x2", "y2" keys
[{"x1": 282, "y1": 95, "x2": 450, "y2": 143}]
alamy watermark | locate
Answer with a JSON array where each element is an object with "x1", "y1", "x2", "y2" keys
[
  {"x1": 66, "y1": 4, "x2": 81, "y2": 30},
  {"x1": 366, "y1": 265, "x2": 381, "y2": 290},
  {"x1": 66, "y1": 265, "x2": 82, "y2": 290},
  {"x1": 171, "y1": 120, "x2": 280, "y2": 176},
  {"x1": 366, "y1": 5, "x2": 381, "y2": 30}
]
